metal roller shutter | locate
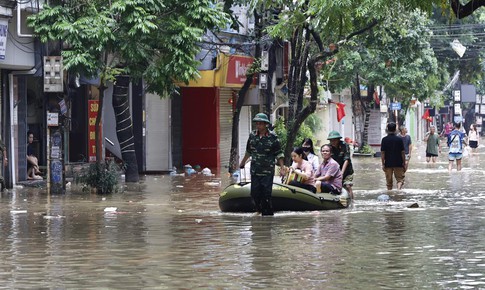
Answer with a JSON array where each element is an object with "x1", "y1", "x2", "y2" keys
[
  {"x1": 219, "y1": 88, "x2": 234, "y2": 171},
  {"x1": 238, "y1": 106, "x2": 250, "y2": 160},
  {"x1": 145, "y1": 93, "x2": 172, "y2": 171}
]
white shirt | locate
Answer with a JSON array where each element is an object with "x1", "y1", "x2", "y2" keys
[
  {"x1": 469, "y1": 130, "x2": 479, "y2": 142},
  {"x1": 306, "y1": 153, "x2": 320, "y2": 172}
]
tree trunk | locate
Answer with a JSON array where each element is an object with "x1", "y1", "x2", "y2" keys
[
  {"x1": 228, "y1": 73, "x2": 256, "y2": 173},
  {"x1": 228, "y1": 10, "x2": 262, "y2": 174},
  {"x1": 354, "y1": 77, "x2": 371, "y2": 148},
  {"x1": 264, "y1": 39, "x2": 279, "y2": 115},
  {"x1": 284, "y1": 27, "x2": 309, "y2": 164},
  {"x1": 112, "y1": 75, "x2": 139, "y2": 182}
]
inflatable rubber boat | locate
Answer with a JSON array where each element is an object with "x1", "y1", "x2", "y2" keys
[{"x1": 219, "y1": 182, "x2": 351, "y2": 212}]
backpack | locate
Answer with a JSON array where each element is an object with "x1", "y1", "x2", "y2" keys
[{"x1": 448, "y1": 131, "x2": 462, "y2": 154}]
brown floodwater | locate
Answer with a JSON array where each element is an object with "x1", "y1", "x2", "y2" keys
[{"x1": 1, "y1": 145, "x2": 485, "y2": 289}]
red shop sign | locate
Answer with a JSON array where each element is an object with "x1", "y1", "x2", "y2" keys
[{"x1": 225, "y1": 55, "x2": 255, "y2": 86}]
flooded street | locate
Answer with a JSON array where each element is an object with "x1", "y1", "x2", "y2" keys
[{"x1": 1, "y1": 144, "x2": 485, "y2": 289}]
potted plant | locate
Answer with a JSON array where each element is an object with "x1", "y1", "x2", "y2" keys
[
  {"x1": 75, "y1": 160, "x2": 121, "y2": 194},
  {"x1": 353, "y1": 144, "x2": 376, "y2": 157}
]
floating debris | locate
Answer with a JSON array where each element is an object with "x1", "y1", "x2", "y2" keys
[
  {"x1": 43, "y1": 215, "x2": 65, "y2": 220},
  {"x1": 104, "y1": 207, "x2": 118, "y2": 212},
  {"x1": 377, "y1": 194, "x2": 390, "y2": 202},
  {"x1": 201, "y1": 168, "x2": 212, "y2": 176},
  {"x1": 204, "y1": 181, "x2": 221, "y2": 187}
]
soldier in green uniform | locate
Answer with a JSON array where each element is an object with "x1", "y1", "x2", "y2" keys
[
  {"x1": 240, "y1": 113, "x2": 285, "y2": 216},
  {"x1": 327, "y1": 131, "x2": 354, "y2": 199}
]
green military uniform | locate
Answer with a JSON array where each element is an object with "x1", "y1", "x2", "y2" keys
[
  {"x1": 331, "y1": 140, "x2": 354, "y2": 179},
  {"x1": 246, "y1": 130, "x2": 284, "y2": 176},
  {"x1": 242, "y1": 113, "x2": 284, "y2": 216},
  {"x1": 327, "y1": 131, "x2": 354, "y2": 191}
]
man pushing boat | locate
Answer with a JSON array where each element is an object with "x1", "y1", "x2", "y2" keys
[{"x1": 239, "y1": 113, "x2": 286, "y2": 216}]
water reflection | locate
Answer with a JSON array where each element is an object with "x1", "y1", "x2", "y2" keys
[{"x1": 0, "y1": 145, "x2": 484, "y2": 288}]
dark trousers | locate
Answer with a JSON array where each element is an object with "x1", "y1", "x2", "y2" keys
[
  {"x1": 288, "y1": 180, "x2": 316, "y2": 193},
  {"x1": 319, "y1": 182, "x2": 340, "y2": 195},
  {"x1": 251, "y1": 175, "x2": 274, "y2": 215}
]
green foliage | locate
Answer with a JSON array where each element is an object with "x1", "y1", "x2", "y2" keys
[
  {"x1": 359, "y1": 144, "x2": 375, "y2": 155},
  {"x1": 430, "y1": 6, "x2": 485, "y2": 88},
  {"x1": 274, "y1": 116, "x2": 313, "y2": 150},
  {"x1": 27, "y1": 0, "x2": 231, "y2": 95},
  {"x1": 330, "y1": 8, "x2": 442, "y2": 104},
  {"x1": 244, "y1": 0, "x2": 447, "y2": 158},
  {"x1": 75, "y1": 160, "x2": 121, "y2": 194},
  {"x1": 304, "y1": 113, "x2": 323, "y2": 135}
]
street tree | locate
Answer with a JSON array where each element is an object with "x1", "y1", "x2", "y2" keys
[
  {"x1": 28, "y1": 0, "x2": 229, "y2": 182},
  {"x1": 244, "y1": 0, "x2": 442, "y2": 162},
  {"x1": 431, "y1": 7, "x2": 485, "y2": 88},
  {"x1": 324, "y1": 9, "x2": 444, "y2": 146}
]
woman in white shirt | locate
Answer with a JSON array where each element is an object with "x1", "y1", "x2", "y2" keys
[
  {"x1": 302, "y1": 138, "x2": 320, "y2": 173},
  {"x1": 468, "y1": 124, "x2": 479, "y2": 154}
]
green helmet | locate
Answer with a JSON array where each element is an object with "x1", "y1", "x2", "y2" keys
[
  {"x1": 253, "y1": 113, "x2": 270, "y2": 123},
  {"x1": 327, "y1": 130, "x2": 342, "y2": 140}
]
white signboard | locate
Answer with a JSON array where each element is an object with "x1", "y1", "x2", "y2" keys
[
  {"x1": 51, "y1": 146, "x2": 60, "y2": 159},
  {"x1": 47, "y1": 112, "x2": 59, "y2": 126},
  {"x1": 368, "y1": 109, "x2": 383, "y2": 145},
  {"x1": 453, "y1": 90, "x2": 461, "y2": 102},
  {"x1": 0, "y1": 19, "x2": 8, "y2": 60},
  {"x1": 454, "y1": 103, "x2": 462, "y2": 115}
]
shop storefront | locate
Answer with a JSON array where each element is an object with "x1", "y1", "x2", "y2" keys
[{"x1": 180, "y1": 54, "x2": 256, "y2": 172}]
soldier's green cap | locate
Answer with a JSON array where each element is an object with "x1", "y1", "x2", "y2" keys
[
  {"x1": 253, "y1": 113, "x2": 270, "y2": 123},
  {"x1": 327, "y1": 131, "x2": 342, "y2": 140}
]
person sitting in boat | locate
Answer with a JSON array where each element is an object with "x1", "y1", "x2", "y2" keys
[
  {"x1": 287, "y1": 147, "x2": 316, "y2": 193},
  {"x1": 301, "y1": 138, "x2": 319, "y2": 173},
  {"x1": 315, "y1": 144, "x2": 343, "y2": 194}
]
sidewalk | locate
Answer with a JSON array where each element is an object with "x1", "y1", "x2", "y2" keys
[{"x1": 16, "y1": 162, "x2": 89, "y2": 188}]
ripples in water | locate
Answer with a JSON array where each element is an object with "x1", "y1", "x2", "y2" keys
[{"x1": 1, "y1": 151, "x2": 485, "y2": 288}]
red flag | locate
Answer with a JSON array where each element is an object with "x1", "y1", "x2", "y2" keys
[
  {"x1": 373, "y1": 91, "x2": 380, "y2": 105},
  {"x1": 336, "y1": 102, "x2": 346, "y2": 122},
  {"x1": 422, "y1": 109, "x2": 432, "y2": 122}
]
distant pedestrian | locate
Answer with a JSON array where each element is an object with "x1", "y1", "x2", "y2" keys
[
  {"x1": 380, "y1": 123, "x2": 405, "y2": 190},
  {"x1": 301, "y1": 138, "x2": 319, "y2": 173},
  {"x1": 327, "y1": 131, "x2": 354, "y2": 199},
  {"x1": 27, "y1": 131, "x2": 43, "y2": 180},
  {"x1": 398, "y1": 125, "x2": 412, "y2": 171},
  {"x1": 448, "y1": 122, "x2": 466, "y2": 171},
  {"x1": 424, "y1": 126, "x2": 441, "y2": 163},
  {"x1": 468, "y1": 124, "x2": 479, "y2": 155},
  {"x1": 239, "y1": 113, "x2": 286, "y2": 216},
  {"x1": 441, "y1": 121, "x2": 452, "y2": 138}
]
